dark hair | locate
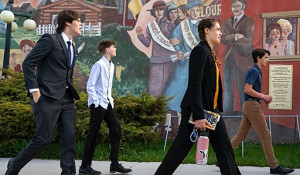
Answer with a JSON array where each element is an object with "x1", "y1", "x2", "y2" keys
[
  {"x1": 197, "y1": 18, "x2": 219, "y2": 60},
  {"x1": 98, "y1": 39, "x2": 116, "y2": 54},
  {"x1": 266, "y1": 22, "x2": 282, "y2": 37},
  {"x1": 231, "y1": 0, "x2": 247, "y2": 10},
  {"x1": 252, "y1": 48, "x2": 270, "y2": 63},
  {"x1": 56, "y1": 9, "x2": 80, "y2": 34},
  {"x1": 167, "y1": 8, "x2": 177, "y2": 21}
]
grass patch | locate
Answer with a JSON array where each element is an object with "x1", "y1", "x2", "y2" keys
[{"x1": 1, "y1": 140, "x2": 299, "y2": 168}]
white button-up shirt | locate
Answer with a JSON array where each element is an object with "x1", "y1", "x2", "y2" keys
[
  {"x1": 87, "y1": 56, "x2": 114, "y2": 109},
  {"x1": 61, "y1": 32, "x2": 74, "y2": 65}
]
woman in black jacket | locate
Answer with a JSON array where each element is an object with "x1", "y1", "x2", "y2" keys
[{"x1": 155, "y1": 19, "x2": 241, "y2": 175}]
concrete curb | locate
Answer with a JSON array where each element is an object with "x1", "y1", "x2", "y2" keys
[{"x1": 0, "y1": 158, "x2": 299, "y2": 175}]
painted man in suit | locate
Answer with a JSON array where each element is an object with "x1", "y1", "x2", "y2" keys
[
  {"x1": 221, "y1": 0, "x2": 254, "y2": 115},
  {"x1": 5, "y1": 9, "x2": 82, "y2": 175}
]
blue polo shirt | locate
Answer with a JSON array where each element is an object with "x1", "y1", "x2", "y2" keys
[{"x1": 244, "y1": 64, "x2": 262, "y2": 100}]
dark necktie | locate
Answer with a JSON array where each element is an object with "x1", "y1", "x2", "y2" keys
[
  {"x1": 233, "y1": 18, "x2": 238, "y2": 28},
  {"x1": 67, "y1": 41, "x2": 72, "y2": 67}
]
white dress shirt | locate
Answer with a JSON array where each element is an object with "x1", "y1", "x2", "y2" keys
[
  {"x1": 234, "y1": 11, "x2": 244, "y2": 26},
  {"x1": 87, "y1": 56, "x2": 114, "y2": 109},
  {"x1": 61, "y1": 32, "x2": 74, "y2": 65}
]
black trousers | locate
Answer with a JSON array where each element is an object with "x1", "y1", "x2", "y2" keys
[
  {"x1": 81, "y1": 103, "x2": 121, "y2": 168},
  {"x1": 155, "y1": 108, "x2": 241, "y2": 175},
  {"x1": 8, "y1": 91, "x2": 76, "y2": 175}
]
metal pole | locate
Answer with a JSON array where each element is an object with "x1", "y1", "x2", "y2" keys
[
  {"x1": 122, "y1": 0, "x2": 126, "y2": 26},
  {"x1": 2, "y1": 23, "x2": 12, "y2": 77},
  {"x1": 1, "y1": 0, "x2": 14, "y2": 78},
  {"x1": 163, "y1": 119, "x2": 171, "y2": 151},
  {"x1": 268, "y1": 115, "x2": 272, "y2": 137},
  {"x1": 296, "y1": 115, "x2": 300, "y2": 144},
  {"x1": 242, "y1": 141, "x2": 244, "y2": 158}
]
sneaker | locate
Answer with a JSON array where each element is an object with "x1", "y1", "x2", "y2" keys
[
  {"x1": 79, "y1": 165, "x2": 101, "y2": 175},
  {"x1": 110, "y1": 163, "x2": 132, "y2": 173},
  {"x1": 270, "y1": 165, "x2": 294, "y2": 174}
]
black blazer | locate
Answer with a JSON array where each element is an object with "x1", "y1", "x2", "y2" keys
[
  {"x1": 22, "y1": 33, "x2": 79, "y2": 100},
  {"x1": 181, "y1": 42, "x2": 223, "y2": 121}
]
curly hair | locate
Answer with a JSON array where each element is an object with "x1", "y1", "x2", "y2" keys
[
  {"x1": 277, "y1": 19, "x2": 292, "y2": 32},
  {"x1": 266, "y1": 22, "x2": 282, "y2": 37}
]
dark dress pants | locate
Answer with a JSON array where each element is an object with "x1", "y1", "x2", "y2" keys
[
  {"x1": 7, "y1": 91, "x2": 76, "y2": 175},
  {"x1": 155, "y1": 108, "x2": 241, "y2": 175},
  {"x1": 81, "y1": 103, "x2": 121, "y2": 168}
]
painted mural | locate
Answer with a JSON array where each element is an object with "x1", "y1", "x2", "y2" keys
[{"x1": 1, "y1": 0, "x2": 300, "y2": 140}]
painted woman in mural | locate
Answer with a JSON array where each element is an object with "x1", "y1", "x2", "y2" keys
[
  {"x1": 164, "y1": 0, "x2": 202, "y2": 115},
  {"x1": 277, "y1": 19, "x2": 295, "y2": 55},
  {"x1": 166, "y1": 1, "x2": 180, "y2": 26},
  {"x1": 265, "y1": 22, "x2": 285, "y2": 56},
  {"x1": 135, "y1": 0, "x2": 176, "y2": 98},
  {"x1": 10, "y1": 39, "x2": 36, "y2": 73},
  {"x1": 177, "y1": 5, "x2": 189, "y2": 22}
]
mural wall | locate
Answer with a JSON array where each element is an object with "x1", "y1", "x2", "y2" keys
[{"x1": 1, "y1": 0, "x2": 300, "y2": 142}]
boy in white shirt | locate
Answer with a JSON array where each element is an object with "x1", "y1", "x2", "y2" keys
[{"x1": 79, "y1": 40, "x2": 132, "y2": 174}]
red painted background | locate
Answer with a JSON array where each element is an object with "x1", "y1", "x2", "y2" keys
[{"x1": 219, "y1": 0, "x2": 300, "y2": 128}]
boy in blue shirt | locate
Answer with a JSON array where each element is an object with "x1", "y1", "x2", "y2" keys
[{"x1": 230, "y1": 48, "x2": 294, "y2": 174}]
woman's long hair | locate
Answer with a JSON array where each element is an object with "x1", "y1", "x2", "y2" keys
[{"x1": 197, "y1": 19, "x2": 220, "y2": 64}]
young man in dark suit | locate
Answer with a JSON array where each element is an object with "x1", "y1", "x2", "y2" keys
[{"x1": 5, "y1": 9, "x2": 82, "y2": 175}]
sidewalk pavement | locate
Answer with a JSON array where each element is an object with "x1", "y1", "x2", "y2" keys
[{"x1": 0, "y1": 158, "x2": 299, "y2": 175}]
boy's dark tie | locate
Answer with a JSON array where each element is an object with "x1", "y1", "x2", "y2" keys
[{"x1": 67, "y1": 41, "x2": 72, "y2": 67}]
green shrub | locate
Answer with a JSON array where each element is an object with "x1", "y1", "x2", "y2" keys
[
  {"x1": 0, "y1": 70, "x2": 28, "y2": 103},
  {"x1": 0, "y1": 71, "x2": 169, "y2": 154},
  {"x1": 0, "y1": 102, "x2": 35, "y2": 143}
]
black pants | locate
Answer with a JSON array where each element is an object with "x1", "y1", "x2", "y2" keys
[
  {"x1": 155, "y1": 108, "x2": 241, "y2": 175},
  {"x1": 81, "y1": 103, "x2": 121, "y2": 168},
  {"x1": 8, "y1": 91, "x2": 76, "y2": 175}
]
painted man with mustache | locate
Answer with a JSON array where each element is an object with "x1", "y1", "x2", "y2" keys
[{"x1": 221, "y1": 0, "x2": 254, "y2": 115}]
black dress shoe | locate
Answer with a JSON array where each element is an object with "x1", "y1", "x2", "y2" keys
[
  {"x1": 5, "y1": 159, "x2": 18, "y2": 175},
  {"x1": 79, "y1": 166, "x2": 101, "y2": 175},
  {"x1": 5, "y1": 169, "x2": 17, "y2": 175},
  {"x1": 215, "y1": 161, "x2": 219, "y2": 167},
  {"x1": 110, "y1": 163, "x2": 132, "y2": 173},
  {"x1": 270, "y1": 165, "x2": 294, "y2": 174}
]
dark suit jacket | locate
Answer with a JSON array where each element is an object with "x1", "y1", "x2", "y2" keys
[
  {"x1": 22, "y1": 33, "x2": 79, "y2": 100},
  {"x1": 221, "y1": 15, "x2": 255, "y2": 70},
  {"x1": 181, "y1": 42, "x2": 223, "y2": 121}
]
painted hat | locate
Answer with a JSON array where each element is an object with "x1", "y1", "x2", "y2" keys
[
  {"x1": 185, "y1": 0, "x2": 204, "y2": 10},
  {"x1": 20, "y1": 39, "x2": 35, "y2": 49},
  {"x1": 166, "y1": 1, "x2": 178, "y2": 11},
  {"x1": 147, "y1": 0, "x2": 169, "y2": 11},
  {"x1": 232, "y1": 0, "x2": 247, "y2": 5}
]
